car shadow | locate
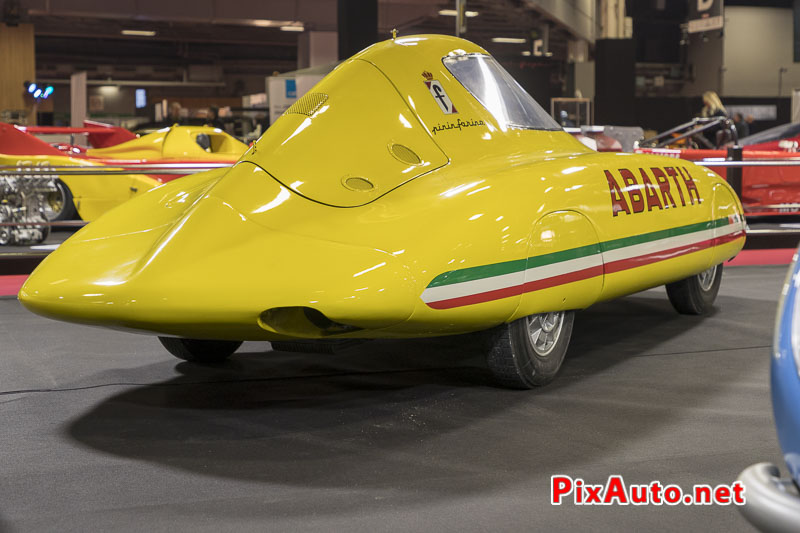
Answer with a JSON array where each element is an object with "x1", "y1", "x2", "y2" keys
[{"x1": 65, "y1": 291, "x2": 774, "y2": 499}]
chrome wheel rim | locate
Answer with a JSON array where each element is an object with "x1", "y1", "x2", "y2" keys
[
  {"x1": 526, "y1": 311, "x2": 564, "y2": 357},
  {"x1": 698, "y1": 265, "x2": 718, "y2": 292},
  {"x1": 43, "y1": 182, "x2": 67, "y2": 222}
]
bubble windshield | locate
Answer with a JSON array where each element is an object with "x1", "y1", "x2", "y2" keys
[{"x1": 443, "y1": 54, "x2": 561, "y2": 131}]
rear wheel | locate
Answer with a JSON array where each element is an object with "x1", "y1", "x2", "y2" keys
[
  {"x1": 44, "y1": 179, "x2": 76, "y2": 222},
  {"x1": 158, "y1": 337, "x2": 242, "y2": 363},
  {"x1": 666, "y1": 263, "x2": 723, "y2": 315},
  {"x1": 485, "y1": 311, "x2": 575, "y2": 389}
]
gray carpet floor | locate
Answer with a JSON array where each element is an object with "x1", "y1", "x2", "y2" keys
[{"x1": 0, "y1": 265, "x2": 785, "y2": 532}]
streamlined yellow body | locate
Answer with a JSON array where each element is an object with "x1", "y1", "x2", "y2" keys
[
  {"x1": 1, "y1": 127, "x2": 247, "y2": 221},
  {"x1": 0, "y1": 153, "x2": 160, "y2": 221},
  {"x1": 86, "y1": 125, "x2": 248, "y2": 162},
  {"x1": 20, "y1": 35, "x2": 745, "y2": 345}
]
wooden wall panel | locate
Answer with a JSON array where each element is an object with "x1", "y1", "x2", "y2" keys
[{"x1": 0, "y1": 23, "x2": 36, "y2": 123}]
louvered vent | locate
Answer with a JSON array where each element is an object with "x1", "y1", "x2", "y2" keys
[
  {"x1": 388, "y1": 143, "x2": 422, "y2": 165},
  {"x1": 285, "y1": 93, "x2": 329, "y2": 116},
  {"x1": 343, "y1": 177, "x2": 375, "y2": 191}
]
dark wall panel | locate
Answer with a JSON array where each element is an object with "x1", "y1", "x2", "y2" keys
[
  {"x1": 795, "y1": 0, "x2": 800, "y2": 62},
  {"x1": 502, "y1": 59, "x2": 562, "y2": 111},
  {"x1": 337, "y1": 0, "x2": 378, "y2": 60},
  {"x1": 595, "y1": 39, "x2": 636, "y2": 125}
]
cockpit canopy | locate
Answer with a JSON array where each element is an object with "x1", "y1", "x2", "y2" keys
[
  {"x1": 243, "y1": 35, "x2": 565, "y2": 208},
  {"x1": 442, "y1": 54, "x2": 560, "y2": 132}
]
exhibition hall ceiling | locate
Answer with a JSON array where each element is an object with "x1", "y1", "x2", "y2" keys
[{"x1": 13, "y1": 0, "x2": 579, "y2": 78}]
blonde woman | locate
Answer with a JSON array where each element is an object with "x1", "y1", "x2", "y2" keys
[
  {"x1": 701, "y1": 91, "x2": 727, "y2": 119},
  {"x1": 699, "y1": 91, "x2": 728, "y2": 147}
]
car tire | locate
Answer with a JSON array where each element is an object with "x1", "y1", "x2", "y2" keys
[
  {"x1": 45, "y1": 179, "x2": 77, "y2": 222},
  {"x1": 485, "y1": 310, "x2": 575, "y2": 389},
  {"x1": 158, "y1": 337, "x2": 242, "y2": 363},
  {"x1": 665, "y1": 263, "x2": 723, "y2": 315}
]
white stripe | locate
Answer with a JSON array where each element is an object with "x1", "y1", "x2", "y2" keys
[
  {"x1": 421, "y1": 254, "x2": 602, "y2": 304},
  {"x1": 605, "y1": 227, "x2": 703, "y2": 263},
  {"x1": 421, "y1": 270, "x2": 524, "y2": 304},
  {"x1": 603, "y1": 223, "x2": 742, "y2": 264},
  {"x1": 422, "y1": 221, "x2": 743, "y2": 305},
  {"x1": 719, "y1": 218, "x2": 746, "y2": 238},
  {"x1": 523, "y1": 253, "x2": 603, "y2": 284}
]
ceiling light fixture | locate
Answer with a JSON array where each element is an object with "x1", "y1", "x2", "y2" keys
[
  {"x1": 491, "y1": 37, "x2": 526, "y2": 44},
  {"x1": 121, "y1": 29, "x2": 156, "y2": 37},
  {"x1": 438, "y1": 9, "x2": 479, "y2": 17},
  {"x1": 280, "y1": 25, "x2": 304, "y2": 32}
]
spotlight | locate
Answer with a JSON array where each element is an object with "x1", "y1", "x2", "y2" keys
[
  {"x1": 491, "y1": 37, "x2": 526, "y2": 44},
  {"x1": 23, "y1": 81, "x2": 54, "y2": 100},
  {"x1": 121, "y1": 29, "x2": 156, "y2": 37}
]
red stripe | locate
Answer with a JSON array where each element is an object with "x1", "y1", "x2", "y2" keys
[
  {"x1": 604, "y1": 241, "x2": 708, "y2": 274},
  {"x1": 426, "y1": 265, "x2": 603, "y2": 310},
  {"x1": 715, "y1": 230, "x2": 746, "y2": 246},
  {"x1": 604, "y1": 231, "x2": 744, "y2": 274},
  {"x1": 426, "y1": 230, "x2": 746, "y2": 310}
]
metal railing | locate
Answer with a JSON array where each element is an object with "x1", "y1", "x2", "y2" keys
[
  {"x1": 700, "y1": 159, "x2": 800, "y2": 167},
  {"x1": 0, "y1": 221, "x2": 86, "y2": 227},
  {"x1": 0, "y1": 163, "x2": 234, "y2": 238},
  {"x1": 0, "y1": 163, "x2": 232, "y2": 177},
  {"x1": 639, "y1": 117, "x2": 737, "y2": 149},
  {"x1": 4, "y1": 158, "x2": 800, "y2": 236}
]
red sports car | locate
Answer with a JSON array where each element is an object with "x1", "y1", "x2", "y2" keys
[{"x1": 638, "y1": 122, "x2": 800, "y2": 217}]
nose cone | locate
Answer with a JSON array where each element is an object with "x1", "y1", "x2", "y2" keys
[{"x1": 20, "y1": 171, "x2": 418, "y2": 340}]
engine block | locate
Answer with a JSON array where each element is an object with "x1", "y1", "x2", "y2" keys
[{"x1": 0, "y1": 172, "x2": 56, "y2": 246}]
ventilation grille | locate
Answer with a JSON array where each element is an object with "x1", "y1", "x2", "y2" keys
[
  {"x1": 389, "y1": 143, "x2": 422, "y2": 165},
  {"x1": 343, "y1": 177, "x2": 375, "y2": 191},
  {"x1": 285, "y1": 93, "x2": 329, "y2": 116}
]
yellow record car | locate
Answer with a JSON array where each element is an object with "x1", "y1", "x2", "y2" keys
[
  {"x1": 84, "y1": 125, "x2": 248, "y2": 163},
  {"x1": 19, "y1": 35, "x2": 745, "y2": 389},
  {"x1": 66, "y1": 125, "x2": 248, "y2": 220},
  {"x1": 0, "y1": 154, "x2": 159, "y2": 223},
  {"x1": 0, "y1": 124, "x2": 247, "y2": 222}
]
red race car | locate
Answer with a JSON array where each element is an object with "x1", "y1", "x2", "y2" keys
[{"x1": 638, "y1": 120, "x2": 800, "y2": 217}]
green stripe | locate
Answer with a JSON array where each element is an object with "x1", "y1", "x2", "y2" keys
[
  {"x1": 427, "y1": 258, "x2": 528, "y2": 289},
  {"x1": 427, "y1": 216, "x2": 733, "y2": 289},
  {"x1": 600, "y1": 218, "x2": 727, "y2": 253},
  {"x1": 428, "y1": 243, "x2": 602, "y2": 288}
]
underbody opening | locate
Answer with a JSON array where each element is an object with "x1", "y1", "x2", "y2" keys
[{"x1": 258, "y1": 306, "x2": 362, "y2": 337}]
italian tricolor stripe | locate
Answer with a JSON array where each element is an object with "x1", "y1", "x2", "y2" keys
[{"x1": 422, "y1": 215, "x2": 745, "y2": 310}]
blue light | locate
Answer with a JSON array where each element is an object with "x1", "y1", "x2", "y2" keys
[
  {"x1": 33, "y1": 88, "x2": 42, "y2": 98},
  {"x1": 27, "y1": 83, "x2": 37, "y2": 94},
  {"x1": 43, "y1": 86, "x2": 54, "y2": 98}
]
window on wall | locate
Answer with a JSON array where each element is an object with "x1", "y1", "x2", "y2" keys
[{"x1": 135, "y1": 89, "x2": 146, "y2": 109}]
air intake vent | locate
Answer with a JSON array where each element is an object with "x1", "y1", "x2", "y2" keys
[
  {"x1": 343, "y1": 177, "x2": 375, "y2": 191},
  {"x1": 285, "y1": 93, "x2": 329, "y2": 116},
  {"x1": 389, "y1": 143, "x2": 422, "y2": 165}
]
